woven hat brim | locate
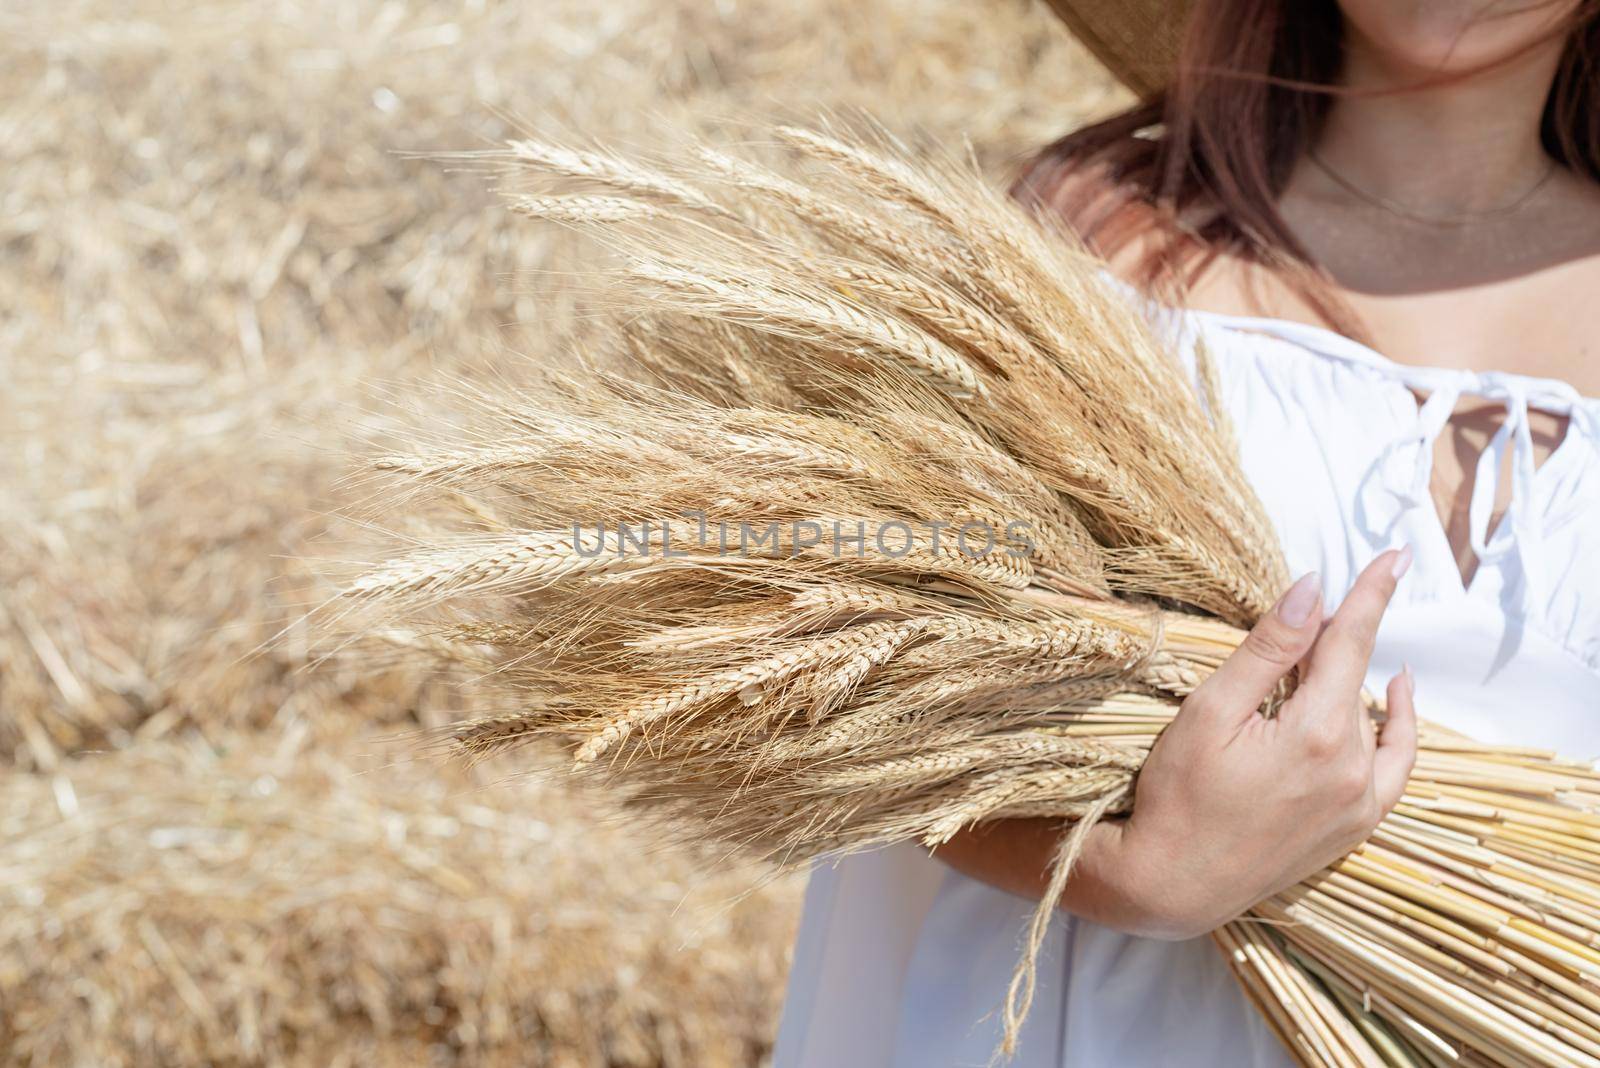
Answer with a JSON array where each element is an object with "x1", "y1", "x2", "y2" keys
[{"x1": 1040, "y1": 0, "x2": 1187, "y2": 99}]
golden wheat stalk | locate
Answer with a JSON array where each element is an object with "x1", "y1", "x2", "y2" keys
[{"x1": 348, "y1": 127, "x2": 1600, "y2": 1067}]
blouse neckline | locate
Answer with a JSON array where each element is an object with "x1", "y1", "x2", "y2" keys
[{"x1": 1175, "y1": 305, "x2": 1600, "y2": 413}]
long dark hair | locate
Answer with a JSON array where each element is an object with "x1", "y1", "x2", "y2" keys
[{"x1": 1012, "y1": 0, "x2": 1600, "y2": 330}]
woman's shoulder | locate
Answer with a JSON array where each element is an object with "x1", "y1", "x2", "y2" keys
[{"x1": 1011, "y1": 137, "x2": 1319, "y2": 322}]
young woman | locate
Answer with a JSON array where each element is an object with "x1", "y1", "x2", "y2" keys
[{"x1": 773, "y1": 2, "x2": 1600, "y2": 1064}]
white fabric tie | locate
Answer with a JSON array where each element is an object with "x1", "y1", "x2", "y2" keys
[{"x1": 1358, "y1": 369, "x2": 1585, "y2": 612}]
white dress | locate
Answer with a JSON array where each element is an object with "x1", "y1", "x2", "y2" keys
[{"x1": 771, "y1": 298, "x2": 1600, "y2": 1068}]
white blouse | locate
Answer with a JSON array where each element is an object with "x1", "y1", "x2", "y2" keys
[{"x1": 772, "y1": 300, "x2": 1600, "y2": 1067}]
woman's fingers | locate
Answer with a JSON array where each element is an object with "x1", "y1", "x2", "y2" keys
[
  {"x1": 1297, "y1": 547, "x2": 1411, "y2": 727},
  {"x1": 1372, "y1": 666, "x2": 1418, "y2": 813},
  {"x1": 1190, "y1": 571, "x2": 1323, "y2": 724}
]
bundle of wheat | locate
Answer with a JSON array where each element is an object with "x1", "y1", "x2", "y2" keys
[{"x1": 347, "y1": 126, "x2": 1600, "y2": 1066}]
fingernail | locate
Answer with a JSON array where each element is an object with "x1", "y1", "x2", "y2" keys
[
  {"x1": 1390, "y1": 544, "x2": 1414, "y2": 580},
  {"x1": 1276, "y1": 571, "x2": 1322, "y2": 627},
  {"x1": 1403, "y1": 663, "x2": 1415, "y2": 698}
]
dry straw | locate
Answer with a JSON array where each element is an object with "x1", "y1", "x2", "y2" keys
[
  {"x1": 0, "y1": 724, "x2": 795, "y2": 1067},
  {"x1": 349, "y1": 125, "x2": 1600, "y2": 1066}
]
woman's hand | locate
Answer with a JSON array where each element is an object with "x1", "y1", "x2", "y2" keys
[
  {"x1": 1108, "y1": 547, "x2": 1418, "y2": 937},
  {"x1": 936, "y1": 549, "x2": 1417, "y2": 940}
]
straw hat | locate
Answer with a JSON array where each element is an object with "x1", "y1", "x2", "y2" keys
[{"x1": 1041, "y1": 0, "x2": 1189, "y2": 99}]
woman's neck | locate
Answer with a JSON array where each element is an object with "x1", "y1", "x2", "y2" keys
[{"x1": 1314, "y1": 30, "x2": 1563, "y2": 214}]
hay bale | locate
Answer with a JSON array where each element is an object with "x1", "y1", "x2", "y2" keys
[{"x1": 0, "y1": 724, "x2": 800, "y2": 1066}]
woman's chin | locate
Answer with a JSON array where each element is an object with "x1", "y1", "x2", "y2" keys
[{"x1": 1339, "y1": 0, "x2": 1578, "y2": 80}]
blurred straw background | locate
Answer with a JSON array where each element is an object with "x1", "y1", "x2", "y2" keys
[{"x1": 0, "y1": 1, "x2": 1122, "y2": 1063}]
